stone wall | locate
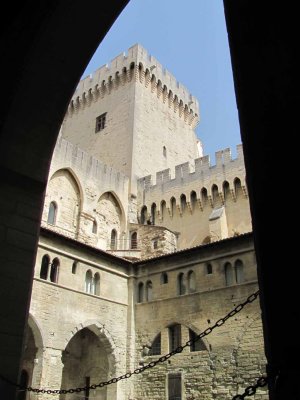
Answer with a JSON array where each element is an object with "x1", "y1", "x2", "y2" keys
[
  {"x1": 27, "y1": 230, "x2": 132, "y2": 399},
  {"x1": 42, "y1": 136, "x2": 129, "y2": 250},
  {"x1": 61, "y1": 44, "x2": 200, "y2": 194},
  {"x1": 130, "y1": 223, "x2": 177, "y2": 258},
  {"x1": 137, "y1": 145, "x2": 251, "y2": 249},
  {"x1": 23, "y1": 230, "x2": 267, "y2": 399},
  {"x1": 132, "y1": 233, "x2": 267, "y2": 399}
]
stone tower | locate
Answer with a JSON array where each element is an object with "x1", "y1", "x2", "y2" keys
[{"x1": 61, "y1": 44, "x2": 201, "y2": 196}]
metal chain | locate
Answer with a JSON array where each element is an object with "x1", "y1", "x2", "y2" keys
[
  {"x1": 0, "y1": 290, "x2": 259, "y2": 395},
  {"x1": 232, "y1": 376, "x2": 268, "y2": 399}
]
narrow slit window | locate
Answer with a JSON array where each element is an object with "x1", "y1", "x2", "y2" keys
[{"x1": 47, "y1": 202, "x2": 57, "y2": 225}]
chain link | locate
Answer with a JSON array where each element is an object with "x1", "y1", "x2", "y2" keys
[
  {"x1": 232, "y1": 376, "x2": 268, "y2": 399},
  {"x1": 0, "y1": 290, "x2": 259, "y2": 395}
]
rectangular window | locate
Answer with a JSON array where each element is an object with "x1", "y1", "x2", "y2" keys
[
  {"x1": 169, "y1": 324, "x2": 181, "y2": 352},
  {"x1": 168, "y1": 373, "x2": 182, "y2": 400},
  {"x1": 95, "y1": 113, "x2": 107, "y2": 132}
]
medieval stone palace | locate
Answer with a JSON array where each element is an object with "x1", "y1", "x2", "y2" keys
[{"x1": 21, "y1": 44, "x2": 267, "y2": 399}]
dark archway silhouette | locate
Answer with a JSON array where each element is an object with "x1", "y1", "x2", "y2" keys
[{"x1": 0, "y1": 2, "x2": 298, "y2": 399}]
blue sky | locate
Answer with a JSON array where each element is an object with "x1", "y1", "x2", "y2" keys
[{"x1": 83, "y1": 0, "x2": 241, "y2": 162}]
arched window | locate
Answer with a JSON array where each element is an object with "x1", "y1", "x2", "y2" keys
[
  {"x1": 188, "y1": 270, "x2": 196, "y2": 293},
  {"x1": 234, "y1": 177, "x2": 242, "y2": 198},
  {"x1": 225, "y1": 262, "x2": 234, "y2": 286},
  {"x1": 235, "y1": 259, "x2": 244, "y2": 284},
  {"x1": 160, "y1": 272, "x2": 168, "y2": 284},
  {"x1": 92, "y1": 220, "x2": 97, "y2": 234},
  {"x1": 72, "y1": 261, "x2": 77, "y2": 274},
  {"x1": 110, "y1": 229, "x2": 117, "y2": 250},
  {"x1": 149, "y1": 333, "x2": 161, "y2": 356},
  {"x1": 93, "y1": 272, "x2": 100, "y2": 295},
  {"x1": 190, "y1": 191, "x2": 197, "y2": 211},
  {"x1": 211, "y1": 184, "x2": 219, "y2": 204},
  {"x1": 50, "y1": 257, "x2": 59, "y2": 283},
  {"x1": 177, "y1": 272, "x2": 185, "y2": 295},
  {"x1": 47, "y1": 201, "x2": 57, "y2": 225},
  {"x1": 206, "y1": 263, "x2": 213, "y2": 274},
  {"x1": 130, "y1": 231, "x2": 138, "y2": 249},
  {"x1": 40, "y1": 254, "x2": 50, "y2": 280},
  {"x1": 189, "y1": 329, "x2": 207, "y2": 352},
  {"x1": 151, "y1": 203, "x2": 156, "y2": 225},
  {"x1": 223, "y1": 181, "x2": 230, "y2": 201},
  {"x1": 17, "y1": 370, "x2": 29, "y2": 400},
  {"x1": 146, "y1": 280, "x2": 153, "y2": 301},
  {"x1": 85, "y1": 270, "x2": 93, "y2": 293},
  {"x1": 201, "y1": 187, "x2": 208, "y2": 204},
  {"x1": 160, "y1": 200, "x2": 166, "y2": 220},
  {"x1": 170, "y1": 197, "x2": 176, "y2": 217},
  {"x1": 137, "y1": 282, "x2": 144, "y2": 303},
  {"x1": 169, "y1": 324, "x2": 181, "y2": 351},
  {"x1": 180, "y1": 194, "x2": 187, "y2": 213},
  {"x1": 141, "y1": 206, "x2": 147, "y2": 225}
]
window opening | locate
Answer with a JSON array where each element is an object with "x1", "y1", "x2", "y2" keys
[
  {"x1": 169, "y1": 324, "x2": 181, "y2": 352},
  {"x1": 40, "y1": 254, "x2": 50, "y2": 280},
  {"x1": 206, "y1": 263, "x2": 213, "y2": 274},
  {"x1": 110, "y1": 229, "x2": 117, "y2": 250},
  {"x1": 189, "y1": 329, "x2": 207, "y2": 351},
  {"x1": 149, "y1": 333, "x2": 161, "y2": 356},
  {"x1": 130, "y1": 231, "x2": 138, "y2": 249},
  {"x1": 47, "y1": 201, "x2": 57, "y2": 225},
  {"x1": 161, "y1": 272, "x2": 168, "y2": 284},
  {"x1": 95, "y1": 112, "x2": 106, "y2": 132},
  {"x1": 137, "y1": 282, "x2": 144, "y2": 303},
  {"x1": 50, "y1": 258, "x2": 59, "y2": 283}
]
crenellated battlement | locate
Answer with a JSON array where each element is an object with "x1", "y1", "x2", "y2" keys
[
  {"x1": 138, "y1": 144, "x2": 246, "y2": 201},
  {"x1": 67, "y1": 44, "x2": 199, "y2": 127}
]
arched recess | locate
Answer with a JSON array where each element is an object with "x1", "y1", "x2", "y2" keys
[
  {"x1": 223, "y1": 180, "x2": 230, "y2": 202},
  {"x1": 186, "y1": 323, "x2": 209, "y2": 353},
  {"x1": 62, "y1": 322, "x2": 119, "y2": 399},
  {"x1": 61, "y1": 328, "x2": 109, "y2": 399},
  {"x1": 160, "y1": 200, "x2": 166, "y2": 220},
  {"x1": 130, "y1": 231, "x2": 138, "y2": 249},
  {"x1": 44, "y1": 168, "x2": 82, "y2": 234},
  {"x1": 151, "y1": 203, "x2": 156, "y2": 225},
  {"x1": 140, "y1": 205, "x2": 148, "y2": 225},
  {"x1": 225, "y1": 262, "x2": 234, "y2": 286},
  {"x1": 201, "y1": 187, "x2": 208, "y2": 205},
  {"x1": 234, "y1": 177, "x2": 243, "y2": 198},
  {"x1": 95, "y1": 191, "x2": 125, "y2": 247},
  {"x1": 170, "y1": 197, "x2": 176, "y2": 217},
  {"x1": 20, "y1": 314, "x2": 45, "y2": 391}
]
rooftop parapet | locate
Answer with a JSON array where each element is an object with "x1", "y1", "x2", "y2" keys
[
  {"x1": 138, "y1": 144, "x2": 245, "y2": 190},
  {"x1": 70, "y1": 44, "x2": 199, "y2": 117},
  {"x1": 50, "y1": 135, "x2": 129, "y2": 187}
]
